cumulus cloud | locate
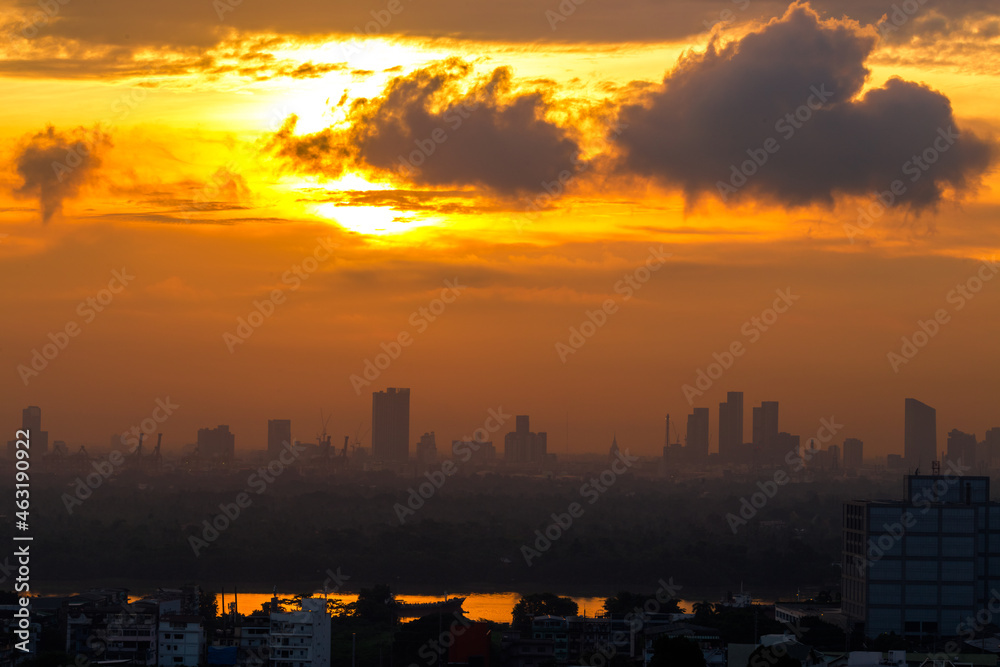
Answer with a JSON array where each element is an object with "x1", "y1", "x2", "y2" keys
[
  {"x1": 270, "y1": 59, "x2": 582, "y2": 196},
  {"x1": 612, "y1": 2, "x2": 994, "y2": 209},
  {"x1": 14, "y1": 125, "x2": 111, "y2": 222}
]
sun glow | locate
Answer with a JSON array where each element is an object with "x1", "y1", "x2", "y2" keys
[{"x1": 313, "y1": 202, "x2": 429, "y2": 236}]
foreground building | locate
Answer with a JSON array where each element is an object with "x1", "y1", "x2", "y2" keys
[{"x1": 842, "y1": 473, "x2": 999, "y2": 640}]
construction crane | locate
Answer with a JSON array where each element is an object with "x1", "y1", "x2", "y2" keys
[
  {"x1": 317, "y1": 410, "x2": 332, "y2": 448},
  {"x1": 353, "y1": 422, "x2": 370, "y2": 454},
  {"x1": 153, "y1": 434, "x2": 162, "y2": 468}
]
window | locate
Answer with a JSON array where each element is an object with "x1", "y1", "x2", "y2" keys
[
  {"x1": 943, "y1": 509, "x2": 974, "y2": 533},
  {"x1": 869, "y1": 584, "x2": 901, "y2": 604},
  {"x1": 942, "y1": 561, "x2": 973, "y2": 580},
  {"x1": 943, "y1": 585, "x2": 973, "y2": 606},
  {"x1": 906, "y1": 561, "x2": 938, "y2": 581},
  {"x1": 906, "y1": 536, "x2": 938, "y2": 556},
  {"x1": 871, "y1": 560, "x2": 902, "y2": 580},
  {"x1": 943, "y1": 537, "x2": 974, "y2": 557},
  {"x1": 905, "y1": 584, "x2": 938, "y2": 605}
]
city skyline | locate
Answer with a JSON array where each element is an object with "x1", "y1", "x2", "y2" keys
[{"x1": 8, "y1": 394, "x2": 996, "y2": 464}]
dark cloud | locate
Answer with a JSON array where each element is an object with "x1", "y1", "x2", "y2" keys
[
  {"x1": 13, "y1": 126, "x2": 111, "y2": 222},
  {"x1": 612, "y1": 2, "x2": 994, "y2": 209},
  {"x1": 271, "y1": 60, "x2": 582, "y2": 196},
  {"x1": 6, "y1": 0, "x2": 995, "y2": 50}
]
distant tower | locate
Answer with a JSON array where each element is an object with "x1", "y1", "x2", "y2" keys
[
  {"x1": 904, "y1": 398, "x2": 936, "y2": 468},
  {"x1": 21, "y1": 406, "x2": 48, "y2": 454},
  {"x1": 372, "y1": 388, "x2": 410, "y2": 462},
  {"x1": 267, "y1": 419, "x2": 292, "y2": 457}
]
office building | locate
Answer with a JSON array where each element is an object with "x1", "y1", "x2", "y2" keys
[
  {"x1": 985, "y1": 428, "x2": 1000, "y2": 469},
  {"x1": 946, "y1": 429, "x2": 977, "y2": 469},
  {"x1": 269, "y1": 598, "x2": 330, "y2": 667},
  {"x1": 197, "y1": 425, "x2": 235, "y2": 460},
  {"x1": 843, "y1": 438, "x2": 863, "y2": 470},
  {"x1": 685, "y1": 407, "x2": 710, "y2": 461},
  {"x1": 416, "y1": 431, "x2": 437, "y2": 464},
  {"x1": 842, "y1": 474, "x2": 998, "y2": 640},
  {"x1": 157, "y1": 616, "x2": 205, "y2": 667},
  {"x1": 718, "y1": 391, "x2": 743, "y2": 462},
  {"x1": 372, "y1": 388, "x2": 410, "y2": 462},
  {"x1": 267, "y1": 420, "x2": 292, "y2": 457},
  {"x1": 504, "y1": 415, "x2": 547, "y2": 464},
  {"x1": 21, "y1": 405, "x2": 48, "y2": 454},
  {"x1": 904, "y1": 398, "x2": 936, "y2": 468},
  {"x1": 752, "y1": 401, "x2": 779, "y2": 462}
]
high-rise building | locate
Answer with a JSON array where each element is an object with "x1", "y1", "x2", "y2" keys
[
  {"x1": 946, "y1": 429, "x2": 977, "y2": 469},
  {"x1": 843, "y1": 474, "x2": 997, "y2": 640},
  {"x1": 718, "y1": 392, "x2": 743, "y2": 462},
  {"x1": 685, "y1": 408, "x2": 710, "y2": 461},
  {"x1": 416, "y1": 431, "x2": 437, "y2": 464},
  {"x1": 904, "y1": 398, "x2": 936, "y2": 468},
  {"x1": 21, "y1": 406, "x2": 48, "y2": 454},
  {"x1": 843, "y1": 438, "x2": 863, "y2": 470},
  {"x1": 985, "y1": 427, "x2": 1000, "y2": 469},
  {"x1": 269, "y1": 597, "x2": 331, "y2": 667},
  {"x1": 372, "y1": 388, "x2": 410, "y2": 462},
  {"x1": 197, "y1": 425, "x2": 235, "y2": 460},
  {"x1": 504, "y1": 415, "x2": 547, "y2": 464},
  {"x1": 267, "y1": 419, "x2": 292, "y2": 457},
  {"x1": 751, "y1": 401, "x2": 779, "y2": 463}
]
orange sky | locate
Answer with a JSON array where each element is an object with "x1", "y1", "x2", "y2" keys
[{"x1": 1, "y1": 0, "x2": 998, "y2": 458}]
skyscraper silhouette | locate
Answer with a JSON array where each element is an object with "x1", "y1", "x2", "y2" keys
[
  {"x1": 372, "y1": 388, "x2": 410, "y2": 462},
  {"x1": 267, "y1": 419, "x2": 292, "y2": 457},
  {"x1": 904, "y1": 398, "x2": 936, "y2": 468}
]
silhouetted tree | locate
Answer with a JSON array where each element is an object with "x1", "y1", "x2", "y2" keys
[
  {"x1": 511, "y1": 593, "x2": 578, "y2": 627},
  {"x1": 349, "y1": 585, "x2": 396, "y2": 625},
  {"x1": 603, "y1": 591, "x2": 681, "y2": 616}
]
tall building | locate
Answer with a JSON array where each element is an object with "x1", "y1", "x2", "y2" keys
[
  {"x1": 751, "y1": 400, "x2": 779, "y2": 463},
  {"x1": 946, "y1": 429, "x2": 977, "y2": 469},
  {"x1": 197, "y1": 426, "x2": 235, "y2": 460},
  {"x1": 843, "y1": 475, "x2": 997, "y2": 640},
  {"x1": 504, "y1": 415, "x2": 547, "y2": 464},
  {"x1": 718, "y1": 391, "x2": 743, "y2": 462},
  {"x1": 267, "y1": 419, "x2": 292, "y2": 457},
  {"x1": 371, "y1": 388, "x2": 410, "y2": 462},
  {"x1": 269, "y1": 598, "x2": 330, "y2": 667},
  {"x1": 416, "y1": 431, "x2": 437, "y2": 464},
  {"x1": 685, "y1": 407, "x2": 710, "y2": 461},
  {"x1": 843, "y1": 438, "x2": 864, "y2": 470},
  {"x1": 904, "y1": 398, "x2": 936, "y2": 468},
  {"x1": 985, "y1": 427, "x2": 1000, "y2": 469},
  {"x1": 21, "y1": 406, "x2": 48, "y2": 454}
]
